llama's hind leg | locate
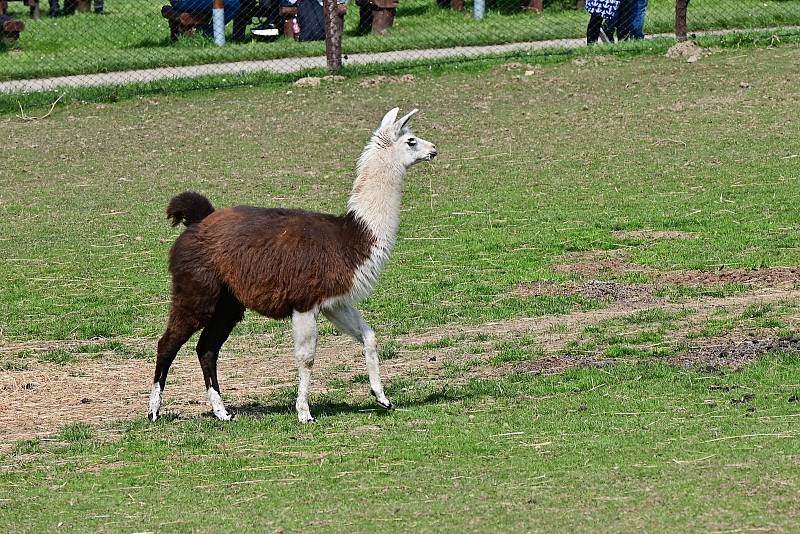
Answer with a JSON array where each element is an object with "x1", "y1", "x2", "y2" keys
[
  {"x1": 322, "y1": 304, "x2": 392, "y2": 410},
  {"x1": 149, "y1": 314, "x2": 199, "y2": 422},
  {"x1": 292, "y1": 309, "x2": 318, "y2": 423},
  {"x1": 196, "y1": 292, "x2": 245, "y2": 421},
  {"x1": 149, "y1": 271, "x2": 221, "y2": 422}
]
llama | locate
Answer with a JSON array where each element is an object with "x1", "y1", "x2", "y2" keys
[{"x1": 148, "y1": 108, "x2": 437, "y2": 423}]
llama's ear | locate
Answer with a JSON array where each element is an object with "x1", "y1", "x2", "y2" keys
[
  {"x1": 395, "y1": 108, "x2": 419, "y2": 132},
  {"x1": 380, "y1": 107, "x2": 400, "y2": 129}
]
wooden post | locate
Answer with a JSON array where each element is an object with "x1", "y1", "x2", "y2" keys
[
  {"x1": 676, "y1": 0, "x2": 687, "y2": 40},
  {"x1": 323, "y1": 0, "x2": 342, "y2": 74},
  {"x1": 526, "y1": 0, "x2": 543, "y2": 12},
  {"x1": 450, "y1": 0, "x2": 464, "y2": 11}
]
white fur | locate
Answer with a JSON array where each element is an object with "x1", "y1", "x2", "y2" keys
[
  {"x1": 148, "y1": 383, "x2": 162, "y2": 421},
  {"x1": 336, "y1": 109, "x2": 436, "y2": 305},
  {"x1": 208, "y1": 388, "x2": 233, "y2": 421},
  {"x1": 292, "y1": 309, "x2": 318, "y2": 423},
  {"x1": 323, "y1": 304, "x2": 391, "y2": 408}
]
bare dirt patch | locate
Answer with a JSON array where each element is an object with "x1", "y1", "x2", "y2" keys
[
  {"x1": 611, "y1": 229, "x2": 697, "y2": 241},
  {"x1": 546, "y1": 249, "x2": 798, "y2": 292},
  {"x1": 358, "y1": 74, "x2": 415, "y2": 88},
  {"x1": 510, "y1": 355, "x2": 617, "y2": 376},
  {"x1": 506, "y1": 334, "x2": 800, "y2": 378},
  {"x1": 3, "y1": 288, "x2": 799, "y2": 449},
  {"x1": 662, "y1": 267, "x2": 800, "y2": 288},
  {"x1": 551, "y1": 251, "x2": 652, "y2": 277},
  {"x1": 514, "y1": 280, "x2": 656, "y2": 303},
  {"x1": 0, "y1": 331, "x2": 443, "y2": 449},
  {"x1": 665, "y1": 41, "x2": 714, "y2": 63},
  {"x1": 670, "y1": 336, "x2": 800, "y2": 371}
]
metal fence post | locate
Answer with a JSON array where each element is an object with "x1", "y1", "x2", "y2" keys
[
  {"x1": 474, "y1": 0, "x2": 484, "y2": 20},
  {"x1": 676, "y1": 0, "x2": 688, "y2": 41},
  {"x1": 323, "y1": 0, "x2": 343, "y2": 74},
  {"x1": 212, "y1": 0, "x2": 225, "y2": 46}
]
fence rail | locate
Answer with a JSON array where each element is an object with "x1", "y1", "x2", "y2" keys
[{"x1": 1, "y1": 0, "x2": 799, "y2": 92}]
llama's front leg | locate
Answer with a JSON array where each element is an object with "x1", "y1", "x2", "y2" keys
[
  {"x1": 323, "y1": 304, "x2": 392, "y2": 410},
  {"x1": 292, "y1": 309, "x2": 318, "y2": 423},
  {"x1": 363, "y1": 325, "x2": 393, "y2": 409}
]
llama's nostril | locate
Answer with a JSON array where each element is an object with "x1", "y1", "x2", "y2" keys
[{"x1": 430, "y1": 150, "x2": 438, "y2": 159}]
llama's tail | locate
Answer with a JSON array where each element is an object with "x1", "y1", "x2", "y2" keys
[{"x1": 166, "y1": 191, "x2": 215, "y2": 227}]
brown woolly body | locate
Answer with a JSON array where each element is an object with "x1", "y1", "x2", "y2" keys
[{"x1": 169, "y1": 206, "x2": 376, "y2": 322}]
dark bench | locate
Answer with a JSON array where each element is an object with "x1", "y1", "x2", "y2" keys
[
  {"x1": 162, "y1": 0, "x2": 286, "y2": 42},
  {"x1": 0, "y1": 0, "x2": 40, "y2": 19},
  {"x1": 0, "y1": 12, "x2": 24, "y2": 41},
  {"x1": 161, "y1": 5, "x2": 211, "y2": 39}
]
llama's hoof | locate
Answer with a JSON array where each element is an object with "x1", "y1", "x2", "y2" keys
[
  {"x1": 148, "y1": 411, "x2": 159, "y2": 422},
  {"x1": 376, "y1": 399, "x2": 394, "y2": 410},
  {"x1": 297, "y1": 412, "x2": 316, "y2": 424},
  {"x1": 372, "y1": 391, "x2": 394, "y2": 410},
  {"x1": 214, "y1": 411, "x2": 235, "y2": 422}
]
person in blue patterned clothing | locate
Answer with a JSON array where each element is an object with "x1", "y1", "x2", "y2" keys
[
  {"x1": 604, "y1": 0, "x2": 648, "y2": 41},
  {"x1": 585, "y1": 0, "x2": 620, "y2": 44}
]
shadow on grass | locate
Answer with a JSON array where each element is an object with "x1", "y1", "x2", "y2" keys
[{"x1": 228, "y1": 386, "x2": 468, "y2": 419}]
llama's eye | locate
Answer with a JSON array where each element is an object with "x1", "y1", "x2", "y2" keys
[{"x1": 406, "y1": 138, "x2": 417, "y2": 147}]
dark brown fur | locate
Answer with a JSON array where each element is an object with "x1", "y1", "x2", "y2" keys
[
  {"x1": 172, "y1": 205, "x2": 376, "y2": 319},
  {"x1": 151, "y1": 192, "x2": 376, "y2": 405}
]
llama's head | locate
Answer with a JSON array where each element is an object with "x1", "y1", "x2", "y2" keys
[{"x1": 368, "y1": 107, "x2": 438, "y2": 169}]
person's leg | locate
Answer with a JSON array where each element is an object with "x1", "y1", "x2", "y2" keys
[
  {"x1": 630, "y1": 0, "x2": 647, "y2": 39},
  {"x1": 586, "y1": 13, "x2": 603, "y2": 44},
  {"x1": 615, "y1": 0, "x2": 632, "y2": 40},
  {"x1": 48, "y1": 0, "x2": 59, "y2": 16},
  {"x1": 603, "y1": 6, "x2": 618, "y2": 41},
  {"x1": 93, "y1": 0, "x2": 102, "y2": 13}
]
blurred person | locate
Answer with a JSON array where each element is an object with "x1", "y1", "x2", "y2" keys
[
  {"x1": 605, "y1": 0, "x2": 647, "y2": 41},
  {"x1": 585, "y1": 0, "x2": 619, "y2": 44}
]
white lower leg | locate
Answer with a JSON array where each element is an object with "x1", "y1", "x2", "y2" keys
[
  {"x1": 295, "y1": 363, "x2": 314, "y2": 423},
  {"x1": 208, "y1": 387, "x2": 233, "y2": 421},
  {"x1": 148, "y1": 383, "x2": 162, "y2": 421},
  {"x1": 292, "y1": 310, "x2": 318, "y2": 424},
  {"x1": 364, "y1": 330, "x2": 391, "y2": 408}
]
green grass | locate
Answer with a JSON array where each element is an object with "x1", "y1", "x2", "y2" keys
[
  {"x1": 492, "y1": 335, "x2": 544, "y2": 364},
  {"x1": 2, "y1": 28, "x2": 796, "y2": 114},
  {"x1": 3, "y1": 355, "x2": 800, "y2": 531},
  {"x1": 1, "y1": 43, "x2": 800, "y2": 532},
  {"x1": 2, "y1": 43, "x2": 800, "y2": 342},
  {"x1": 2, "y1": 0, "x2": 800, "y2": 80}
]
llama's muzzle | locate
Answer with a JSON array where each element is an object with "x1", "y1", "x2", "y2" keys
[{"x1": 428, "y1": 148, "x2": 438, "y2": 161}]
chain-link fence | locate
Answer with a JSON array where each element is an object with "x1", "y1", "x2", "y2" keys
[{"x1": 1, "y1": 0, "x2": 799, "y2": 91}]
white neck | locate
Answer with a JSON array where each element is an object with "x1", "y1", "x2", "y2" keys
[{"x1": 344, "y1": 141, "x2": 407, "y2": 301}]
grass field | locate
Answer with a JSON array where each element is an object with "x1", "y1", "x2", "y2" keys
[
  {"x1": 1, "y1": 43, "x2": 800, "y2": 531},
  {"x1": 2, "y1": 0, "x2": 800, "y2": 80}
]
